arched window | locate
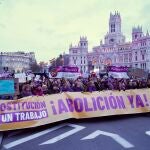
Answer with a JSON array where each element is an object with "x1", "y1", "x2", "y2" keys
[{"x1": 111, "y1": 24, "x2": 115, "y2": 32}]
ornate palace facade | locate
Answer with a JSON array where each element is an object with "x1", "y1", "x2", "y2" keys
[{"x1": 69, "y1": 12, "x2": 150, "y2": 74}]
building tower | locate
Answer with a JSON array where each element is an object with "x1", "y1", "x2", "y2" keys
[
  {"x1": 132, "y1": 26, "x2": 143, "y2": 41},
  {"x1": 104, "y1": 11, "x2": 125, "y2": 45},
  {"x1": 109, "y1": 11, "x2": 121, "y2": 34},
  {"x1": 79, "y1": 36, "x2": 88, "y2": 50}
]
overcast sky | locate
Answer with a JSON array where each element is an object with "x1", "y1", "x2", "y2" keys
[{"x1": 0, "y1": 0, "x2": 149, "y2": 62}]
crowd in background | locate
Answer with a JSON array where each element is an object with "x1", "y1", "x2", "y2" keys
[
  {"x1": 16, "y1": 75, "x2": 150, "y2": 98},
  {"x1": 0, "y1": 73, "x2": 150, "y2": 100}
]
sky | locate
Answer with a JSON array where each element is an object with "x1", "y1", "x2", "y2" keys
[{"x1": 0, "y1": 0, "x2": 149, "y2": 62}]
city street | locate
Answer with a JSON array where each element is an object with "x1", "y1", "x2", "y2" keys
[
  {"x1": 1, "y1": 113, "x2": 150, "y2": 150},
  {"x1": 0, "y1": 1, "x2": 150, "y2": 150}
]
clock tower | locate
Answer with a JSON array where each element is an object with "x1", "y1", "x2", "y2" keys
[{"x1": 104, "y1": 11, "x2": 125, "y2": 45}]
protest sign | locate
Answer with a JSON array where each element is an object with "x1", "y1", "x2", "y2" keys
[
  {"x1": 0, "y1": 79, "x2": 15, "y2": 95},
  {"x1": 108, "y1": 72, "x2": 129, "y2": 79},
  {"x1": 49, "y1": 66, "x2": 81, "y2": 79},
  {"x1": 27, "y1": 74, "x2": 34, "y2": 81},
  {"x1": 0, "y1": 88, "x2": 150, "y2": 131},
  {"x1": 34, "y1": 75, "x2": 41, "y2": 81},
  {"x1": 108, "y1": 66, "x2": 129, "y2": 79},
  {"x1": 15, "y1": 73, "x2": 26, "y2": 83},
  {"x1": 107, "y1": 66, "x2": 129, "y2": 72}
]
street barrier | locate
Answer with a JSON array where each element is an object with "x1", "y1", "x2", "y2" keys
[{"x1": 0, "y1": 88, "x2": 150, "y2": 131}]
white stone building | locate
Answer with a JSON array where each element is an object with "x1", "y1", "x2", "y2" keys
[
  {"x1": 69, "y1": 36, "x2": 88, "y2": 74},
  {"x1": 0, "y1": 51, "x2": 35, "y2": 72},
  {"x1": 69, "y1": 12, "x2": 150, "y2": 73}
]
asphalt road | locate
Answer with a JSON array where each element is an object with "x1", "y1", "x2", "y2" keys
[{"x1": 1, "y1": 113, "x2": 150, "y2": 150}]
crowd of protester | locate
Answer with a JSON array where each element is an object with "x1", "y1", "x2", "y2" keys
[
  {"x1": 0, "y1": 73, "x2": 150, "y2": 100},
  {"x1": 15, "y1": 75, "x2": 150, "y2": 98}
]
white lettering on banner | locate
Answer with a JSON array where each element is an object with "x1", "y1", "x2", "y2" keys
[
  {"x1": 39, "y1": 124, "x2": 85, "y2": 145},
  {"x1": 1, "y1": 114, "x2": 13, "y2": 123},
  {"x1": 4, "y1": 124, "x2": 85, "y2": 149},
  {"x1": 81, "y1": 130, "x2": 134, "y2": 149}
]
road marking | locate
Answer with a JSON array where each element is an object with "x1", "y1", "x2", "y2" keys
[
  {"x1": 4, "y1": 124, "x2": 67, "y2": 149},
  {"x1": 81, "y1": 130, "x2": 134, "y2": 149},
  {"x1": 146, "y1": 131, "x2": 150, "y2": 136},
  {"x1": 39, "y1": 124, "x2": 85, "y2": 145}
]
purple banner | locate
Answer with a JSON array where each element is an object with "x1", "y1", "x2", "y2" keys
[
  {"x1": 0, "y1": 109, "x2": 48, "y2": 124},
  {"x1": 107, "y1": 66, "x2": 129, "y2": 72},
  {"x1": 57, "y1": 66, "x2": 79, "y2": 73}
]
